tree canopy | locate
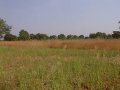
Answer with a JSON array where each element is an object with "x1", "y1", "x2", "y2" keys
[
  {"x1": 1, "y1": 18, "x2": 120, "y2": 41},
  {"x1": 19, "y1": 29, "x2": 30, "y2": 40},
  {"x1": 0, "y1": 18, "x2": 11, "y2": 38},
  {"x1": 4, "y1": 34, "x2": 17, "y2": 41}
]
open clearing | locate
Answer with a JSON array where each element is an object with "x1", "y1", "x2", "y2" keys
[{"x1": 0, "y1": 40, "x2": 120, "y2": 90}]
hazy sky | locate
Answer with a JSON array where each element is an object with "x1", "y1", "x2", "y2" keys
[{"x1": 0, "y1": 0, "x2": 120, "y2": 36}]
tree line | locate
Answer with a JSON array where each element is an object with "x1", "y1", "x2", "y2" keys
[{"x1": 1, "y1": 18, "x2": 120, "y2": 41}]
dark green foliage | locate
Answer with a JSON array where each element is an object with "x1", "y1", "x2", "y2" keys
[
  {"x1": 58, "y1": 34, "x2": 66, "y2": 39},
  {"x1": 85, "y1": 37, "x2": 89, "y2": 39},
  {"x1": 89, "y1": 32, "x2": 107, "y2": 39},
  {"x1": 35, "y1": 33, "x2": 48, "y2": 40},
  {"x1": 67, "y1": 35, "x2": 79, "y2": 39},
  {"x1": 49, "y1": 35, "x2": 57, "y2": 39},
  {"x1": 106, "y1": 34, "x2": 113, "y2": 39},
  {"x1": 4, "y1": 34, "x2": 17, "y2": 41},
  {"x1": 73, "y1": 35, "x2": 78, "y2": 39},
  {"x1": 79, "y1": 35, "x2": 84, "y2": 39},
  {"x1": 30, "y1": 33, "x2": 49, "y2": 40},
  {"x1": 112, "y1": 31, "x2": 120, "y2": 39},
  {"x1": 19, "y1": 29, "x2": 30, "y2": 40},
  {"x1": 0, "y1": 18, "x2": 11, "y2": 38},
  {"x1": 89, "y1": 33, "x2": 96, "y2": 39},
  {"x1": 96, "y1": 32, "x2": 107, "y2": 39},
  {"x1": 30, "y1": 34, "x2": 36, "y2": 40},
  {"x1": 67, "y1": 35, "x2": 74, "y2": 39}
]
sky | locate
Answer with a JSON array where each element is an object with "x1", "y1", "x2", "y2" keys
[{"x1": 0, "y1": 0, "x2": 120, "y2": 36}]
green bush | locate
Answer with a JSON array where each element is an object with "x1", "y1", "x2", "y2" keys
[{"x1": 4, "y1": 34, "x2": 17, "y2": 41}]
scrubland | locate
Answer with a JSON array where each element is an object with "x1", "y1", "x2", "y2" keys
[{"x1": 0, "y1": 40, "x2": 120, "y2": 90}]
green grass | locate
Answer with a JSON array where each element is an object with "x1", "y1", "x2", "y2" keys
[{"x1": 0, "y1": 47, "x2": 120, "y2": 90}]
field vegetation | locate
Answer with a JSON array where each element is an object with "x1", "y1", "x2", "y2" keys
[
  {"x1": 0, "y1": 40, "x2": 120, "y2": 90},
  {"x1": 1, "y1": 40, "x2": 120, "y2": 49}
]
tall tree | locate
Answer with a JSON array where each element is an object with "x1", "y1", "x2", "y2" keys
[
  {"x1": 0, "y1": 18, "x2": 11, "y2": 39},
  {"x1": 19, "y1": 29, "x2": 30, "y2": 40}
]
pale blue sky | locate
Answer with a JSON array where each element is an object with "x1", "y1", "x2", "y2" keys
[{"x1": 0, "y1": 0, "x2": 120, "y2": 36}]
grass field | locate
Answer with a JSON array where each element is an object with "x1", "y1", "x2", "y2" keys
[
  {"x1": 1, "y1": 39, "x2": 120, "y2": 49},
  {"x1": 0, "y1": 40, "x2": 120, "y2": 90}
]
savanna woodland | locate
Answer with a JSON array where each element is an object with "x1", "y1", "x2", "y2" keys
[{"x1": 0, "y1": 18, "x2": 120, "y2": 90}]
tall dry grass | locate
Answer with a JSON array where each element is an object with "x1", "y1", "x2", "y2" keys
[{"x1": 1, "y1": 39, "x2": 120, "y2": 49}]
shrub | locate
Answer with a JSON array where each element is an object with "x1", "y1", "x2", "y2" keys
[{"x1": 4, "y1": 34, "x2": 17, "y2": 41}]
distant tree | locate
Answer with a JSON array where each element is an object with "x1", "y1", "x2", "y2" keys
[
  {"x1": 112, "y1": 31, "x2": 120, "y2": 39},
  {"x1": 0, "y1": 18, "x2": 11, "y2": 39},
  {"x1": 89, "y1": 32, "x2": 107, "y2": 39},
  {"x1": 49, "y1": 35, "x2": 57, "y2": 39},
  {"x1": 95, "y1": 32, "x2": 107, "y2": 39},
  {"x1": 19, "y1": 29, "x2": 30, "y2": 40},
  {"x1": 85, "y1": 37, "x2": 89, "y2": 39},
  {"x1": 79, "y1": 35, "x2": 84, "y2": 39},
  {"x1": 30, "y1": 34, "x2": 36, "y2": 40},
  {"x1": 35, "y1": 33, "x2": 41, "y2": 40},
  {"x1": 73, "y1": 35, "x2": 78, "y2": 39},
  {"x1": 106, "y1": 34, "x2": 112, "y2": 39},
  {"x1": 67, "y1": 35, "x2": 73, "y2": 39},
  {"x1": 66, "y1": 35, "x2": 79, "y2": 39},
  {"x1": 4, "y1": 34, "x2": 17, "y2": 41},
  {"x1": 89, "y1": 33, "x2": 96, "y2": 39},
  {"x1": 35, "y1": 33, "x2": 48, "y2": 40},
  {"x1": 58, "y1": 34, "x2": 66, "y2": 40}
]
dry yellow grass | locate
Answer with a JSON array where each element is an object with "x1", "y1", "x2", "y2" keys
[{"x1": 1, "y1": 39, "x2": 120, "y2": 49}]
